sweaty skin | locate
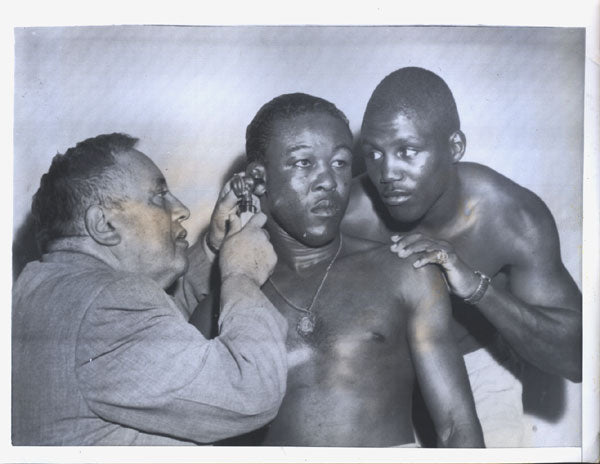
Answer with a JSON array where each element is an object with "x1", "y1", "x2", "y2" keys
[
  {"x1": 191, "y1": 107, "x2": 483, "y2": 447},
  {"x1": 263, "y1": 235, "x2": 480, "y2": 446},
  {"x1": 194, "y1": 234, "x2": 482, "y2": 447},
  {"x1": 342, "y1": 164, "x2": 582, "y2": 378}
]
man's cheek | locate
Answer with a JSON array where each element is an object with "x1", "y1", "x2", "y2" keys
[
  {"x1": 271, "y1": 195, "x2": 300, "y2": 214},
  {"x1": 365, "y1": 164, "x2": 380, "y2": 184},
  {"x1": 337, "y1": 177, "x2": 351, "y2": 195}
]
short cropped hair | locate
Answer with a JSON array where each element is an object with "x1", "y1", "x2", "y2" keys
[
  {"x1": 32, "y1": 133, "x2": 138, "y2": 252},
  {"x1": 246, "y1": 93, "x2": 352, "y2": 163},
  {"x1": 363, "y1": 67, "x2": 460, "y2": 141}
]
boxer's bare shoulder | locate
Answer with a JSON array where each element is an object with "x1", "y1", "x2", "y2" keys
[
  {"x1": 340, "y1": 233, "x2": 449, "y2": 314},
  {"x1": 457, "y1": 162, "x2": 561, "y2": 265}
]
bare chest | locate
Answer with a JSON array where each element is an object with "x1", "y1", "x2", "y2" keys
[{"x1": 264, "y1": 257, "x2": 410, "y2": 366}]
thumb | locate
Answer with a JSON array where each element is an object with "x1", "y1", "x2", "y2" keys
[
  {"x1": 244, "y1": 211, "x2": 267, "y2": 229},
  {"x1": 219, "y1": 189, "x2": 239, "y2": 212},
  {"x1": 227, "y1": 213, "x2": 242, "y2": 235}
]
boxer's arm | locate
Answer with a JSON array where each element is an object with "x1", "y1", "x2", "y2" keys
[
  {"x1": 391, "y1": 198, "x2": 581, "y2": 382},
  {"x1": 473, "y1": 203, "x2": 582, "y2": 382},
  {"x1": 404, "y1": 265, "x2": 484, "y2": 448}
]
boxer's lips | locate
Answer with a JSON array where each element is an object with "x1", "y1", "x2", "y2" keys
[
  {"x1": 310, "y1": 199, "x2": 339, "y2": 217},
  {"x1": 382, "y1": 189, "x2": 413, "y2": 205}
]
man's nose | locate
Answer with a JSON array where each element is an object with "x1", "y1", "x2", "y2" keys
[
  {"x1": 313, "y1": 166, "x2": 337, "y2": 192},
  {"x1": 380, "y1": 155, "x2": 406, "y2": 183},
  {"x1": 170, "y1": 195, "x2": 190, "y2": 221}
]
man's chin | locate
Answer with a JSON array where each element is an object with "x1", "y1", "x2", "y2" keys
[
  {"x1": 297, "y1": 229, "x2": 339, "y2": 248},
  {"x1": 161, "y1": 258, "x2": 189, "y2": 291},
  {"x1": 171, "y1": 254, "x2": 189, "y2": 279},
  {"x1": 386, "y1": 204, "x2": 425, "y2": 224}
]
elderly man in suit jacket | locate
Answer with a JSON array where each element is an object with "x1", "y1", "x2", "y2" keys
[{"x1": 12, "y1": 133, "x2": 288, "y2": 445}]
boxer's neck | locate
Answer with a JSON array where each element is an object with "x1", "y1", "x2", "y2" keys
[
  {"x1": 267, "y1": 221, "x2": 342, "y2": 274},
  {"x1": 419, "y1": 166, "x2": 464, "y2": 233}
]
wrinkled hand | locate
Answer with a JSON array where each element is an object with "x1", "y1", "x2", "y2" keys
[
  {"x1": 220, "y1": 212, "x2": 277, "y2": 287},
  {"x1": 207, "y1": 173, "x2": 261, "y2": 251},
  {"x1": 390, "y1": 233, "x2": 480, "y2": 299}
]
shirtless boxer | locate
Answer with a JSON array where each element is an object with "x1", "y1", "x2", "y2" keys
[
  {"x1": 342, "y1": 67, "x2": 582, "y2": 446},
  {"x1": 193, "y1": 93, "x2": 484, "y2": 447}
]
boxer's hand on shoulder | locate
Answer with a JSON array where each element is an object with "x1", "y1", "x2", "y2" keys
[
  {"x1": 220, "y1": 212, "x2": 277, "y2": 287},
  {"x1": 390, "y1": 233, "x2": 480, "y2": 299}
]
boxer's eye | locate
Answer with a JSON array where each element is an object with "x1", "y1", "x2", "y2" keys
[
  {"x1": 293, "y1": 159, "x2": 312, "y2": 168},
  {"x1": 399, "y1": 147, "x2": 419, "y2": 159},
  {"x1": 364, "y1": 150, "x2": 382, "y2": 161}
]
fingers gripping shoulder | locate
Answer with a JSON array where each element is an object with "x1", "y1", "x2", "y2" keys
[{"x1": 382, "y1": 253, "x2": 450, "y2": 318}]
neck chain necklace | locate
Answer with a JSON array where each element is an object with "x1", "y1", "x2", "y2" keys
[{"x1": 268, "y1": 236, "x2": 343, "y2": 338}]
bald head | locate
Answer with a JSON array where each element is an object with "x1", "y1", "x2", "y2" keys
[{"x1": 362, "y1": 67, "x2": 460, "y2": 143}]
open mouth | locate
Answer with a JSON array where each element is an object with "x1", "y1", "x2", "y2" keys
[
  {"x1": 382, "y1": 190, "x2": 412, "y2": 205},
  {"x1": 175, "y1": 228, "x2": 189, "y2": 246},
  {"x1": 310, "y1": 199, "x2": 339, "y2": 217}
]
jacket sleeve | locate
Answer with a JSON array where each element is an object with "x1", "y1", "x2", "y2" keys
[{"x1": 75, "y1": 274, "x2": 288, "y2": 444}]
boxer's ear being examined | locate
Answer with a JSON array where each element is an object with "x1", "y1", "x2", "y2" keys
[
  {"x1": 448, "y1": 130, "x2": 466, "y2": 163},
  {"x1": 246, "y1": 162, "x2": 267, "y2": 196},
  {"x1": 84, "y1": 205, "x2": 121, "y2": 246}
]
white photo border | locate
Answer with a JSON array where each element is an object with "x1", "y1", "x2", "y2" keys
[{"x1": 2, "y1": 1, "x2": 598, "y2": 463}]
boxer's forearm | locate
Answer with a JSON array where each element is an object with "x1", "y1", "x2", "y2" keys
[
  {"x1": 475, "y1": 284, "x2": 582, "y2": 382},
  {"x1": 438, "y1": 425, "x2": 485, "y2": 448},
  {"x1": 440, "y1": 420, "x2": 485, "y2": 448},
  {"x1": 407, "y1": 266, "x2": 484, "y2": 448}
]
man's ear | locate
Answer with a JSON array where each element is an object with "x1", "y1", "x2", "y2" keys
[
  {"x1": 84, "y1": 205, "x2": 121, "y2": 246},
  {"x1": 448, "y1": 130, "x2": 466, "y2": 163},
  {"x1": 246, "y1": 162, "x2": 267, "y2": 196}
]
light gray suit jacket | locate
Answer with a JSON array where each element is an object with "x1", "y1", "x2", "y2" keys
[{"x1": 12, "y1": 247, "x2": 287, "y2": 445}]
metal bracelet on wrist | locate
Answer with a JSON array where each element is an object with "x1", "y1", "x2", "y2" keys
[{"x1": 463, "y1": 271, "x2": 491, "y2": 305}]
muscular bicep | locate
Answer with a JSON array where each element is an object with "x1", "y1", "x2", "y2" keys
[
  {"x1": 405, "y1": 266, "x2": 482, "y2": 445},
  {"x1": 508, "y1": 202, "x2": 581, "y2": 312}
]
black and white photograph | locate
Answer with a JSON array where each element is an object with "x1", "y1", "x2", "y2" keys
[{"x1": 5, "y1": 3, "x2": 599, "y2": 462}]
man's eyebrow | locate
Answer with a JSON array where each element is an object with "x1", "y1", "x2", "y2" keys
[
  {"x1": 360, "y1": 139, "x2": 380, "y2": 149},
  {"x1": 361, "y1": 136, "x2": 421, "y2": 147},
  {"x1": 333, "y1": 143, "x2": 353, "y2": 153},
  {"x1": 285, "y1": 144, "x2": 312, "y2": 155}
]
